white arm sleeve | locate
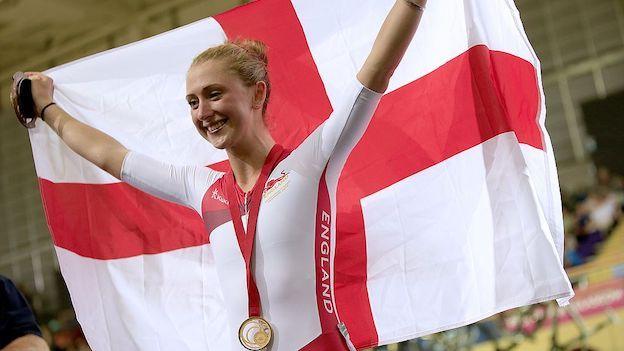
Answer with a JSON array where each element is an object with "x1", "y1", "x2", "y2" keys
[
  {"x1": 289, "y1": 77, "x2": 382, "y2": 174},
  {"x1": 121, "y1": 151, "x2": 222, "y2": 215},
  {"x1": 320, "y1": 78, "x2": 382, "y2": 161}
]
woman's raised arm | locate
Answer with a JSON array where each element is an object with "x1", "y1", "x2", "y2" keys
[
  {"x1": 26, "y1": 72, "x2": 129, "y2": 179},
  {"x1": 357, "y1": 0, "x2": 427, "y2": 93}
]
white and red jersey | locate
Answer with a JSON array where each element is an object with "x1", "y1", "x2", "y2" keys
[{"x1": 121, "y1": 77, "x2": 382, "y2": 350}]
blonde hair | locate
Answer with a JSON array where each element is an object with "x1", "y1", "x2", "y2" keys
[{"x1": 191, "y1": 39, "x2": 270, "y2": 114}]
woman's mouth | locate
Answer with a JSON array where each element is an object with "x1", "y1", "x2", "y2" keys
[{"x1": 204, "y1": 119, "x2": 227, "y2": 134}]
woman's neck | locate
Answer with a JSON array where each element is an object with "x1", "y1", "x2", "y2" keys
[{"x1": 226, "y1": 131, "x2": 276, "y2": 193}]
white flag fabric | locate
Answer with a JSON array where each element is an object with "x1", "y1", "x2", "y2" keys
[{"x1": 29, "y1": 0, "x2": 573, "y2": 349}]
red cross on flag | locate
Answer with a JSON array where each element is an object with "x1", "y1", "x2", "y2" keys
[{"x1": 29, "y1": 0, "x2": 573, "y2": 349}]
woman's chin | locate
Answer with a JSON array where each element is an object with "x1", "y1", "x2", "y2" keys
[
  {"x1": 206, "y1": 134, "x2": 231, "y2": 150},
  {"x1": 207, "y1": 139, "x2": 226, "y2": 149}
]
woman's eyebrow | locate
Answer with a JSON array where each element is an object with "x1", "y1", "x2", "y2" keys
[
  {"x1": 201, "y1": 84, "x2": 223, "y2": 91},
  {"x1": 186, "y1": 84, "x2": 221, "y2": 99}
]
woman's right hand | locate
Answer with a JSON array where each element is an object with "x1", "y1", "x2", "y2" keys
[
  {"x1": 20, "y1": 71, "x2": 129, "y2": 179},
  {"x1": 24, "y1": 72, "x2": 54, "y2": 116}
]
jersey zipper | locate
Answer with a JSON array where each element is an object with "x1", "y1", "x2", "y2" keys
[{"x1": 244, "y1": 192, "x2": 249, "y2": 215}]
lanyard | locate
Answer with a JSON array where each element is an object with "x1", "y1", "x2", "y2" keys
[{"x1": 226, "y1": 144, "x2": 284, "y2": 317}]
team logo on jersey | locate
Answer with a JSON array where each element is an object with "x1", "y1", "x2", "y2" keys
[
  {"x1": 263, "y1": 171, "x2": 290, "y2": 202},
  {"x1": 211, "y1": 189, "x2": 229, "y2": 206}
]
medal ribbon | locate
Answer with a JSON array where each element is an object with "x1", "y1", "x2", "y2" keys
[{"x1": 226, "y1": 144, "x2": 285, "y2": 317}]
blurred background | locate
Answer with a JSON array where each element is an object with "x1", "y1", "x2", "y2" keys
[{"x1": 0, "y1": 0, "x2": 623, "y2": 350}]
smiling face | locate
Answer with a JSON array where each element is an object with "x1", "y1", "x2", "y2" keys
[{"x1": 186, "y1": 59, "x2": 265, "y2": 150}]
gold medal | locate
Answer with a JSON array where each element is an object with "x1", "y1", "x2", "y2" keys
[{"x1": 239, "y1": 316, "x2": 273, "y2": 350}]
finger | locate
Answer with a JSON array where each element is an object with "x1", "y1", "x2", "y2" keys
[
  {"x1": 24, "y1": 72, "x2": 44, "y2": 80},
  {"x1": 31, "y1": 74, "x2": 47, "y2": 81}
]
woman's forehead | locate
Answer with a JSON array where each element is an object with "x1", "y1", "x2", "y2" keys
[
  {"x1": 186, "y1": 60, "x2": 237, "y2": 91},
  {"x1": 188, "y1": 61, "x2": 227, "y2": 81}
]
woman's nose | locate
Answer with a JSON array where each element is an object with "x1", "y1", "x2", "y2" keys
[{"x1": 198, "y1": 101, "x2": 215, "y2": 120}]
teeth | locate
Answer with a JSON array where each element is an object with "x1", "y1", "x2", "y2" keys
[{"x1": 206, "y1": 119, "x2": 226, "y2": 133}]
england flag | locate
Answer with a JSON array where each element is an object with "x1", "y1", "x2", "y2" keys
[{"x1": 29, "y1": 0, "x2": 573, "y2": 349}]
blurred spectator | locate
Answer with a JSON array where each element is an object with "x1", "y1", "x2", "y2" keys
[
  {"x1": 562, "y1": 167, "x2": 624, "y2": 267},
  {"x1": 577, "y1": 186, "x2": 620, "y2": 233},
  {"x1": 0, "y1": 275, "x2": 49, "y2": 351}
]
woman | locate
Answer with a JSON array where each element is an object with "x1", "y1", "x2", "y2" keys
[{"x1": 23, "y1": 0, "x2": 427, "y2": 349}]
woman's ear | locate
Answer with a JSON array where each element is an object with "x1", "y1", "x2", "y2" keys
[{"x1": 252, "y1": 81, "x2": 267, "y2": 110}]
